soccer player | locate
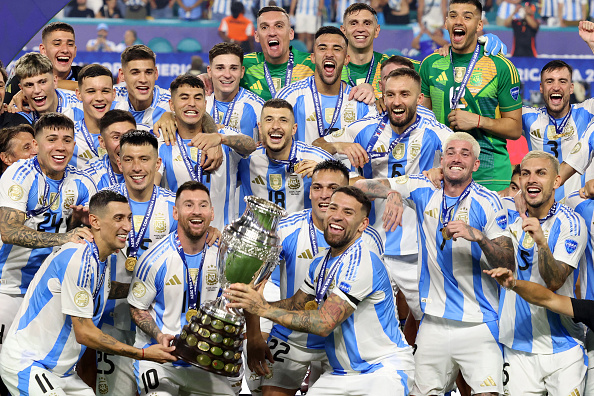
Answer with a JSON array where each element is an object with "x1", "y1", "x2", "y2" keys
[
  {"x1": 277, "y1": 26, "x2": 376, "y2": 146},
  {"x1": 0, "y1": 66, "x2": 31, "y2": 128},
  {"x1": 4, "y1": 22, "x2": 80, "y2": 104},
  {"x1": 238, "y1": 98, "x2": 333, "y2": 214},
  {"x1": 66, "y1": 64, "x2": 116, "y2": 168},
  {"x1": 0, "y1": 113, "x2": 97, "y2": 363},
  {"x1": 0, "y1": 190, "x2": 177, "y2": 396},
  {"x1": 206, "y1": 42, "x2": 265, "y2": 140},
  {"x1": 114, "y1": 45, "x2": 171, "y2": 129},
  {"x1": 289, "y1": 0, "x2": 322, "y2": 52},
  {"x1": 0, "y1": 124, "x2": 38, "y2": 175},
  {"x1": 355, "y1": 132, "x2": 514, "y2": 395},
  {"x1": 13, "y1": 53, "x2": 80, "y2": 124},
  {"x1": 246, "y1": 160, "x2": 384, "y2": 396},
  {"x1": 420, "y1": 0, "x2": 522, "y2": 192},
  {"x1": 241, "y1": 6, "x2": 314, "y2": 101},
  {"x1": 228, "y1": 186, "x2": 414, "y2": 396},
  {"x1": 159, "y1": 75, "x2": 256, "y2": 230},
  {"x1": 129, "y1": 181, "x2": 235, "y2": 396},
  {"x1": 496, "y1": 151, "x2": 587, "y2": 395},
  {"x1": 99, "y1": 130, "x2": 179, "y2": 396},
  {"x1": 498, "y1": 163, "x2": 521, "y2": 198},
  {"x1": 82, "y1": 109, "x2": 136, "y2": 190}
]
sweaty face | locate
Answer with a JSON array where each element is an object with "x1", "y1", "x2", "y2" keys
[
  {"x1": 118, "y1": 143, "x2": 161, "y2": 196},
  {"x1": 207, "y1": 54, "x2": 244, "y2": 98},
  {"x1": 341, "y1": 9, "x2": 380, "y2": 51},
  {"x1": 440, "y1": 139, "x2": 480, "y2": 186},
  {"x1": 258, "y1": 106, "x2": 296, "y2": 154},
  {"x1": 383, "y1": 76, "x2": 422, "y2": 129},
  {"x1": 255, "y1": 11, "x2": 294, "y2": 63},
  {"x1": 446, "y1": 3, "x2": 483, "y2": 54},
  {"x1": 520, "y1": 157, "x2": 559, "y2": 210},
  {"x1": 39, "y1": 30, "x2": 77, "y2": 77},
  {"x1": 121, "y1": 59, "x2": 158, "y2": 105},
  {"x1": 3, "y1": 132, "x2": 38, "y2": 166},
  {"x1": 313, "y1": 34, "x2": 348, "y2": 87},
  {"x1": 76, "y1": 75, "x2": 115, "y2": 122},
  {"x1": 20, "y1": 72, "x2": 58, "y2": 113},
  {"x1": 174, "y1": 189, "x2": 214, "y2": 241},
  {"x1": 310, "y1": 170, "x2": 348, "y2": 224},
  {"x1": 36, "y1": 127, "x2": 75, "y2": 179},
  {"x1": 323, "y1": 192, "x2": 368, "y2": 250},
  {"x1": 169, "y1": 84, "x2": 206, "y2": 127},
  {"x1": 541, "y1": 68, "x2": 573, "y2": 119}
]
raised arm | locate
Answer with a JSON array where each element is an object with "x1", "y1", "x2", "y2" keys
[{"x1": 190, "y1": 132, "x2": 256, "y2": 156}]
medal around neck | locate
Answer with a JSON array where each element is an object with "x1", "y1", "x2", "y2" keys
[{"x1": 173, "y1": 196, "x2": 286, "y2": 377}]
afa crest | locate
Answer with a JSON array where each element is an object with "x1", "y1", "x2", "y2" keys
[
  {"x1": 206, "y1": 269, "x2": 218, "y2": 286},
  {"x1": 153, "y1": 214, "x2": 167, "y2": 233},
  {"x1": 392, "y1": 143, "x2": 405, "y2": 160},
  {"x1": 454, "y1": 67, "x2": 466, "y2": 83},
  {"x1": 287, "y1": 175, "x2": 301, "y2": 190},
  {"x1": 269, "y1": 174, "x2": 283, "y2": 191}
]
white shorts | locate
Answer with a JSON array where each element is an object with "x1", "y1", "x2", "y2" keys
[
  {"x1": 412, "y1": 315, "x2": 503, "y2": 396},
  {"x1": 503, "y1": 344, "x2": 586, "y2": 396},
  {"x1": 96, "y1": 324, "x2": 136, "y2": 396},
  {"x1": 261, "y1": 335, "x2": 330, "y2": 390},
  {"x1": 585, "y1": 330, "x2": 594, "y2": 396},
  {"x1": 308, "y1": 366, "x2": 414, "y2": 396},
  {"x1": 295, "y1": 13, "x2": 320, "y2": 34},
  {"x1": 383, "y1": 254, "x2": 421, "y2": 320},
  {"x1": 0, "y1": 293, "x2": 23, "y2": 353},
  {"x1": 134, "y1": 359, "x2": 235, "y2": 396},
  {"x1": 0, "y1": 364, "x2": 94, "y2": 396}
]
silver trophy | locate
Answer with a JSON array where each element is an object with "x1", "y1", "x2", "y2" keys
[{"x1": 173, "y1": 196, "x2": 286, "y2": 376}]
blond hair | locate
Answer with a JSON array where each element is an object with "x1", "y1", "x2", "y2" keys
[
  {"x1": 521, "y1": 150, "x2": 560, "y2": 175},
  {"x1": 444, "y1": 132, "x2": 480, "y2": 158},
  {"x1": 14, "y1": 53, "x2": 53, "y2": 80}
]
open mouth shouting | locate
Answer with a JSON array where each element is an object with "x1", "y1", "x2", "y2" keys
[
  {"x1": 318, "y1": 201, "x2": 329, "y2": 212},
  {"x1": 452, "y1": 28, "x2": 466, "y2": 45},
  {"x1": 525, "y1": 185, "x2": 542, "y2": 199},
  {"x1": 548, "y1": 92, "x2": 564, "y2": 106},
  {"x1": 56, "y1": 56, "x2": 71, "y2": 67},
  {"x1": 322, "y1": 59, "x2": 337, "y2": 77},
  {"x1": 135, "y1": 85, "x2": 151, "y2": 97},
  {"x1": 267, "y1": 131, "x2": 285, "y2": 145},
  {"x1": 327, "y1": 221, "x2": 345, "y2": 235},
  {"x1": 32, "y1": 95, "x2": 48, "y2": 109}
]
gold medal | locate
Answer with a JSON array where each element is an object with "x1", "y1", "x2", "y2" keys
[
  {"x1": 125, "y1": 256, "x2": 137, "y2": 272},
  {"x1": 186, "y1": 309, "x2": 198, "y2": 322},
  {"x1": 304, "y1": 300, "x2": 318, "y2": 310},
  {"x1": 441, "y1": 227, "x2": 451, "y2": 241}
]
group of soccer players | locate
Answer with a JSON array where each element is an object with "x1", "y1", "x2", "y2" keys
[{"x1": 2, "y1": 0, "x2": 594, "y2": 395}]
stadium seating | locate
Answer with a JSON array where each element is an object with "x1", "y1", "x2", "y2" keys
[
  {"x1": 147, "y1": 37, "x2": 174, "y2": 53},
  {"x1": 177, "y1": 37, "x2": 202, "y2": 53}
]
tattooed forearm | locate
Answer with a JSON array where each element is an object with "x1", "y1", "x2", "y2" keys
[
  {"x1": 108, "y1": 281, "x2": 130, "y2": 299},
  {"x1": 538, "y1": 247, "x2": 573, "y2": 291},
  {"x1": 269, "y1": 290, "x2": 314, "y2": 311},
  {"x1": 353, "y1": 179, "x2": 392, "y2": 199},
  {"x1": 0, "y1": 207, "x2": 71, "y2": 248},
  {"x1": 222, "y1": 134, "x2": 257, "y2": 155},
  {"x1": 72, "y1": 316, "x2": 143, "y2": 359},
  {"x1": 478, "y1": 235, "x2": 515, "y2": 271},
  {"x1": 202, "y1": 113, "x2": 218, "y2": 134},
  {"x1": 96, "y1": 332, "x2": 141, "y2": 359},
  {"x1": 130, "y1": 306, "x2": 162, "y2": 341}
]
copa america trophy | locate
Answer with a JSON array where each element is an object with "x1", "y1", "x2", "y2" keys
[{"x1": 173, "y1": 196, "x2": 286, "y2": 376}]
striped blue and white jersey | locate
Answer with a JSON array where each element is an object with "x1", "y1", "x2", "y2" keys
[
  {"x1": 114, "y1": 84, "x2": 170, "y2": 129},
  {"x1": 300, "y1": 238, "x2": 414, "y2": 375},
  {"x1": 18, "y1": 88, "x2": 81, "y2": 124},
  {"x1": 82, "y1": 155, "x2": 125, "y2": 191},
  {"x1": 388, "y1": 175, "x2": 508, "y2": 323},
  {"x1": 237, "y1": 140, "x2": 333, "y2": 215},
  {"x1": 566, "y1": 191, "x2": 594, "y2": 301},
  {"x1": 158, "y1": 128, "x2": 243, "y2": 230},
  {"x1": 212, "y1": 0, "x2": 232, "y2": 15},
  {"x1": 0, "y1": 241, "x2": 110, "y2": 377},
  {"x1": 128, "y1": 233, "x2": 221, "y2": 366},
  {"x1": 560, "y1": 0, "x2": 586, "y2": 20},
  {"x1": 0, "y1": 159, "x2": 97, "y2": 295},
  {"x1": 335, "y1": 0, "x2": 369, "y2": 22},
  {"x1": 101, "y1": 183, "x2": 177, "y2": 331},
  {"x1": 540, "y1": 0, "x2": 559, "y2": 17},
  {"x1": 497, "y1": 0, "x2": 517, "y2": 19},
  {"x1": 295, "y1": 0, "x2": 319, "y2": 15},
  {"x1": 326, "y1": 113, "x2": 450, "y2": 256},
  {"x1": 270, "y1": 208, "x2": 384, "y2": 349},
  {"x1": 499, "y1": 203, "x2": 586, "y2": 354},
  {"x1": 206, "y1": 87, "x2": 264, "y2": 140},
  {"x1": 277, "y1": 76, "x2": 376, "y2": 145},
  {"x1": 522, "y1": 102, "x2": 594, "y2": 200},
  {"x1": 563, "y1": 119, "x2": 594, "y2": 186}
]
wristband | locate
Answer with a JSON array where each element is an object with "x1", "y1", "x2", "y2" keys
[
  {"x1": 477, "y1": 115, "x2": 481, "y2": 129},
  {"x1": 141, "y1": 348, "x2": 145, "y2": 359}
]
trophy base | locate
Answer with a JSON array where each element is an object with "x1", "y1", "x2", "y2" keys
[{"x1": 173, "y1": 301, "x2": 245, "y2": 377}]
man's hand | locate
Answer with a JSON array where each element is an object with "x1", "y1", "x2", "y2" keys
[
  {"x1": 70, "y1": 205, "x2": 90, "y2": 226},
  {"x1": 348, "y1": 83, "x2": 376, "y2": 104},
  {"x1": 142, "y1": 343, "x2": 177, "y2": 363},
  {"x1": 334, "y1": 142, "x2": 369, "y2": 168},
  {"x1": 520, "y1": 213, "x2": 547, "y2": 246},
  {"x1": 514, "y1": 190, "x2": 527, "y2": 215},
  {"x1": 478, "y1": 33, "x2": 508, "y2": 56},
  {"x1": 246, "y1": 335, "x2": 274, "y2": 376},
  {"x1": 153, "y1": 112, "x2": 177, "y2": 145},
  {"x1": 9, "y1": 91, "x2": 30, "y2": 113},
  {"x1": 580, "y1": 179, "x2": 594, "y2": 199},
  {"x1": 444, "y1": 220, "x2": 483, "y2": 242},
  {"x1": 294, "y1": 159, "x2": 318, "y2": 179},
  {"x1": 198, "y1": 74, "x2": 214, "y2": 96},
  {"x1": 579, "y1": 20, "x2": 594, "y2": 52},
  {"x1": 202, "y1": 145, "x2": 223, "y2": 171},
  {"x1": 422, "y1": 167, "x2": 443, "y2": 189},
  {"x1": 448, "y1": 109, "x2": 480, "y2": 131},
  {"x1": 189, "y1": 133, "x2": 223, "y2": 151},
  {"x1": 437, "y1": 43, "x2": 451, "y2": 57},
  {"x1": 156, "y1": 333, "x2": 176, "y2": 348},
  {"x1": 375, "y1": 96, "x2": 386, "y2": 114},
  {"x1": 383, "y1": 191, "x2": 404, "y2": 232},
  {"x1": 225, "y1": 283, "x2": 269, "y2": 316},
  {"x1": 205, "y1": 226, "x2": 221, "y2": 246},
  {"x1": 484, "y1": 267, "x2": 516, "y2": 289},
  {"x1": 66, "y1": 226, "x2": 94, "y2": 244}
]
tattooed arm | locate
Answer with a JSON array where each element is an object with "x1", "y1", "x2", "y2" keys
[
  {"x1": 72, "y1": 316, "x2": 176, "y2": 363},
  {"x1": 220, "y1": 134, "x2": 257, "y2": 155},
  {"x1": 353, "y1": 178, "x2": 405, "y2": 231},
  {"x1": 0, "y1": 207, "x2": 94, "y2": 248},
  {"x1": 353, "y1": 178, "x2": 392, "y2": 199},
  {"x1": 130, "y1": 306, "x2": 166, "y2": 344},
  {"x1": 108, "y1": 282, "x2": 130, "y2": 299},
  {"x1": 268, "y1": 289, "x2": 314, "y2": 311},
  {"x1": 538, "y1": 245, "x2": 573, "y2": 292}
]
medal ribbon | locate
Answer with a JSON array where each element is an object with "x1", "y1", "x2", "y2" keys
[
  {"x1": 524, "y1": 202, "x2": 558, "y2": 225},
  {"x1": 89, "y1": 241, "x2": 107, "y2": 299},
  {"x1": 122, "y1": 185, "x2": 157, "y2": 259},
  {"x1": 212, "y1": 88, "x2": 241, "y2": 126},
  {"x1": 103, "y1": 156, "x2": 119, "y2": 186},
  {"x1": 449, "y1": 44, "x2": 481, "y2": 111},
  {"x1": 175, "y1": 231, "x2": 207, "y2": 312},
  {"x1": 311, "y1": 77, "x2": 344, "y2": 138},
  {"x1": 314, "y1": 240, "x2": 359, "y2": 305},
  {"x1": 176, "y1": 132, "x2": 203, "y2": 182},
  {"x1": 545, "y1": 110, "x2": 572, "y2": 138},
  {"x1": 263, "y1": 52, "x2": 294, "y2": 98},
  {"x1": 347, "y1": 54, "x2": 375, "y2": 87},
  {"x1": 308, "y1": 210, "x2": 319, "y2": 257},
  {"x1": 270, "y1": 139, "x2": 299, "y2": 173},
  {"x1": 366, "y1": 114, "x2": 421, "y2": 160},
  {"x1": 441, "y1": 181, "x2": 474, "y2": 227},
  {"x1": 27, "y1": 158, "x2": 67, "y2": 218},
  {"x1": 79, "y1": 120, "x2": 99, "y2": 157}
]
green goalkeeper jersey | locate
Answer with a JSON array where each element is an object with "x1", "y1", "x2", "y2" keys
[
  {"x1": 420, "y1": 46, "x2": 522, "y2": 191},
  {"x1": 241, "y1": 47, "x2": 314, "y2": 101}
]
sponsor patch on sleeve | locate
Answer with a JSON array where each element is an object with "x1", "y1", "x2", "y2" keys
[
  {"x1": 510, "y1": 86, "x2": 520, "y2": 101},
  {"x1": 496, "y1": 215, "x2": 508, "y2": 230},
  {"x1": 565, "y1": 239, "x2": 578, "y2": 254},
  {"x1": 338, "y1": 282, "x2": 351, "y2": 294}
]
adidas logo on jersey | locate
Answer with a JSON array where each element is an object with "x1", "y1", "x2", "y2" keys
[
  {"x1": 436, "y1": 72, "x2": 448, "y2": 84},
  {"x1": 306, "y1": 112, "x2": 317, "y2": 122},
  {"x1": 252, "y1": 175, "x2": 265, "y2": 185},
  {"x1": 250, "y1": 81, "x2": 263, "y2": 92},
  {"x1": 424, "y1": 208, "x2": 439, "y2": 219},
  {"x1": 298, "y1": 249, "x2": 314, "y2": 259},
  {"x1": 479, "y1": 376, "x2": 496, "y2": 387},
  {"x1": 374, "y1": 145, "x2": 387, "y2": 153},
  {"x1": 165, "y1": 275, "x2": 182, "y2": 285},
  {"x1": 530, "y1": 129, "x2": 542, "y2": 138}
]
